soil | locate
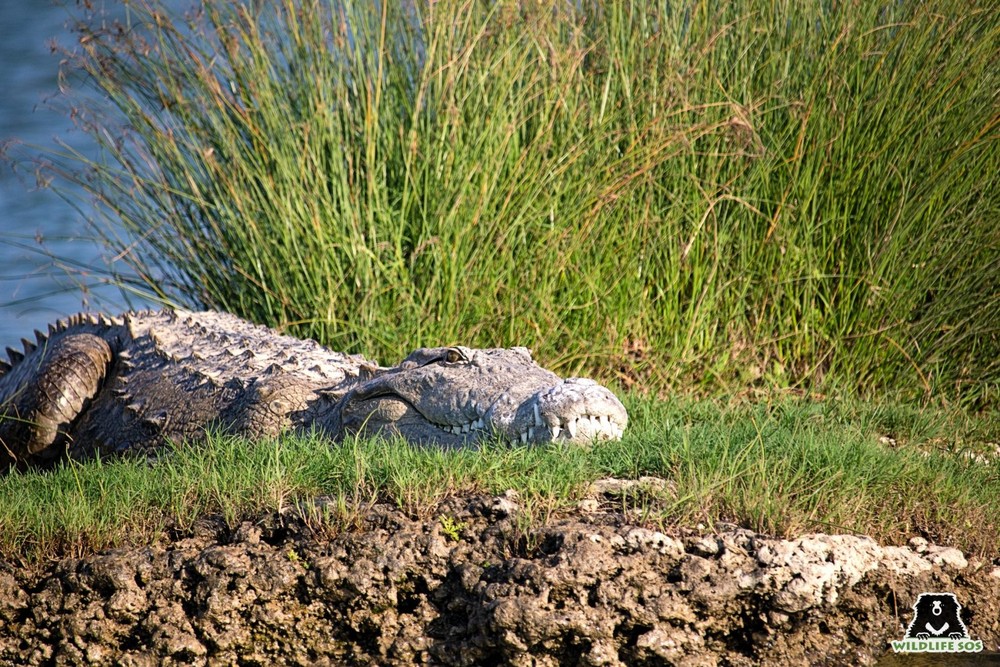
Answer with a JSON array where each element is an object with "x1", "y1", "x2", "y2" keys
[{"x1": 1, "y1": 481, "x2": 998, "y2": 666}]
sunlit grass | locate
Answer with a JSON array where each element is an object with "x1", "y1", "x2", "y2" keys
[
  {"x1": 3, "y1": 1, "x2": 996, "y2": 569},
  {"x1": 2, "y1": 397, "x2": 998, "y2": 564},
  {"x1": 23, "y1": 0, "x2": 998, "y2": 407}
]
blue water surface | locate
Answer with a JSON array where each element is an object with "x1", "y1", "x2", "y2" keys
[{"x1": 0, "y1": 1, "x2": 157, "y2": 352}]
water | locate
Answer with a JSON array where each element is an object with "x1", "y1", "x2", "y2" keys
[{"x1": 0, "y1": 1, "x2": 154, "y2": 352}]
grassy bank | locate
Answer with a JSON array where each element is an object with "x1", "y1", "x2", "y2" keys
[
  {"x1": 2, "y1": 397, "x2": 998, "y2": 564},
  {"x1": 32, "y1": 0, "x2": 999, "y2": 406}
]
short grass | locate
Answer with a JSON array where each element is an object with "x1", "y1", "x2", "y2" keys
[{"x1": 2, "y1": 396, "x2": 998, "y2": 565}]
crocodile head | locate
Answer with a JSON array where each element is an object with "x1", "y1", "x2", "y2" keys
[{"x1": 328, "y1": 346, "x2": 627, "y2": 447}]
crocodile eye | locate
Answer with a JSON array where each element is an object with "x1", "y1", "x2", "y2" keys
[{"x1": 445, "y1": 349, "x2": 463, "y2": 363}]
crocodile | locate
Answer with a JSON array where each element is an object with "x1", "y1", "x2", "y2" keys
[{"x1": 0, "y1": 310, "x2": 627, "y2": 469}]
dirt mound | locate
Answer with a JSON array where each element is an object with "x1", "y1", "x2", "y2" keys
[{"x1": 1, "y1": 488, "x2": 997, "y2": 665}]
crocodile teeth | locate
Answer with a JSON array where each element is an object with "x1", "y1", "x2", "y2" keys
[
  {"x1": 544, "y1": 414, "x2": 624, "y2": 441},
  {"x1": 443, "y1": 417, "x2": 489, "y2": 436},
  {"x1": 436, "y1": 411, "x2": 623, "y2": 443}
]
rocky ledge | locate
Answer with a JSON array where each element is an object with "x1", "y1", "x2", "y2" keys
[{"x1": 1, "y1": 480, "x2": 997, "y2": 666}]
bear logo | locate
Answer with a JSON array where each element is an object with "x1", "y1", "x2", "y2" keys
[{"x1": 904, "y1": 593, "x2": 969, "y2": 640}]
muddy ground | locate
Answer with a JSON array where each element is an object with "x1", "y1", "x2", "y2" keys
[{"x1": 1, "y1": 480, "x2": 998, "y2": 666}]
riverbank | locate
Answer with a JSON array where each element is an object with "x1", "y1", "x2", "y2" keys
[
  {"x1": 2, "y1": 487, "x2": 997, "y2": 665},
  {"x1": 2, "y1": 397, "x2": 997, "y2": 663}
]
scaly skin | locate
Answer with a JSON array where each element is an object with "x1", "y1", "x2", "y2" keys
[{"x1": 0, "y1": 310, "x2": 628, "y2": 468}]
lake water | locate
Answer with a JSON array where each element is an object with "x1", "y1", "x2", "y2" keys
[{"x1": 0, "y1": 0, "x2": 158, "y2": 352}]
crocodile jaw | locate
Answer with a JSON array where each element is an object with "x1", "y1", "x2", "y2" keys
[
  {"x1": 331, "y1": 347, "x2": 627, "y2": 446},
  {"x1": 501, "y1": 377, "x2": 628, "y2": 445}
]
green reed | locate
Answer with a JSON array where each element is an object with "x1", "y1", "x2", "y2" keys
[{"x1": 35, "y1": 0, "x2": 1000, "y2": 405}]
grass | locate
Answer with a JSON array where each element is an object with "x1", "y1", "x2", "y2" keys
[
  {"x1": 18, "y1": 0, "x2": 998, "y2": 407},
  {"x1": 2, "y1": 396, "x2": 998, "y2": 565},
  {"x1": 1, "y1": 1, "x2": 998, "y2": 571}
]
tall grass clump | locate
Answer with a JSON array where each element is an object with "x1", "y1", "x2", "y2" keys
[{"x1": 38, "y1": 0, "x2": 999, "y2": 405}]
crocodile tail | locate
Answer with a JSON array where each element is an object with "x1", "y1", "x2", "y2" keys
[
  {"x1": 0, "y1": 312, "x2": 117, "y2": 382},
  {"x1": 1, "y1": 316, "x2": 117, "y2": 467}
]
